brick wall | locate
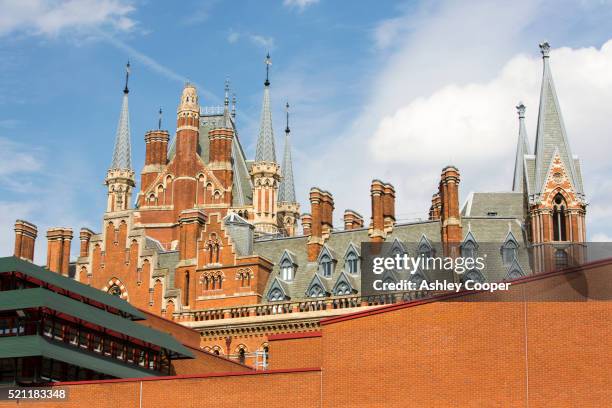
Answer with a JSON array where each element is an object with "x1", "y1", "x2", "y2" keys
[{"x1": 268, "y1": 332, "x2": 322, "y2": 370}]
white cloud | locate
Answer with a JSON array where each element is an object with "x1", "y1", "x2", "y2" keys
[
  {"x1": 249, "y1": 34, "x2": 275, "y2": 50},
  {"x1": 283, "y1": 0, "x2": 319, "y2": 11},
  {"x1": 292, "y1": 0, "x2": 612, "y2": 241},
  {"x1": 591, "y1": 233, "x2": 612, "y2": 242},
  {"x1": 227, "y1": 30, "x2": 240, "y2": 44},
  {"x1": 0, "y1": 0, "x2": 136, "y2": 37}
]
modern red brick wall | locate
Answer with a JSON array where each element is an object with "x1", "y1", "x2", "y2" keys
[
  {"x1": 268, "y1": 332, "x2": 322, "y2": 370},
  {"x1": 172, "y1": 347, "x2": 251, "y2": 375},
  {"x1": 0, "y1": 369, "x2": 321, "y2": 408},
  {"x1": 318, "y1": 260, "x2": 612, "y2": 407}
]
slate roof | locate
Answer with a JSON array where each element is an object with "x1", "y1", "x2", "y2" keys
[{"x1": 461, "y1": 192, "x2": 524, "y2": 219}]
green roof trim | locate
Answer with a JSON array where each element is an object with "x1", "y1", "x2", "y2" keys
[
  {"x1": 0, "y1": 288, "x2": 193, "y2": 359},
  {"x1": 0, "y1": 335, "x2": 155, "y2": 379},
  {"x1": 0, "y1": 256, "x2": 146, "y2": 320}
]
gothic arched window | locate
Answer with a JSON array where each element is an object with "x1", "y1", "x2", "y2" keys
[
  {"x1": 552, "y1": 194, "x2": 567, "y2": 241},
  {"x1": 281, "y1": 259, "x2": 294, "y2": 281},
  {"x1": 501, "y1": 232, "x2": 519, "y2": 267},
  {"x1": 320, "y1": 254, "x2": 333, "y2": 277},
  {"x1": 345, "y1": 251, "x2": 359, "y2": 275},
  {"x1": 108, "y1": 284, "x2": 122, "y2": 297}
]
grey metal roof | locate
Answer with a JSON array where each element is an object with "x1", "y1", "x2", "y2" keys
[
  {"x1": 0, "y1": 287, "x2": 193, "y2": 359},
  {"x1": 110, "y1": 92, "x2": 132, "y2": 171},
  {"x1": 533, "y1": 43, "x2": 582, "y2": 196},
  {"x1": 0, "y1": 256, "x2": 146, "y2": 320}
]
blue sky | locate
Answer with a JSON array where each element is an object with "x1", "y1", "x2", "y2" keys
[{"x1": 2, "y1": 0, "x2": 612, "y2": 261}]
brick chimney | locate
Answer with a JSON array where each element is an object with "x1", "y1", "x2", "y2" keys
[
  {"x1": 208, "y1": 127, "x2": 234, "y2": 191},
  {"x1": 14, "y1": 220, "x2": 37, "y2": 262},
  {"x1": 79, "y1": 228, "x2": 95, "y2": 258},
  {"x1": 320, "y1": 190, "x2": 334, "y2": 239},
  {"x1": 301, "y1": 213, "x2": 312, "y2": 236},
  {"x1": 46, "y1": 227, "x2": 73, "y2": 275},
  {"x1": 344, "y1": 209, "x2": 364, "y2": 230},
  {"x1": 383, "y1": 183, "x2": 396, "y2": 233},
  {"x1": 439, "y1": 166, "x2": 462, "y2": 249},
  {"x1": 142, "y1": 129, "x2": 169, "y2": 189},
  {"x1": 369, "y1": 180, "x2": 385, "y2": 243},
  {"x1": 429, "y1": 193, "x2": 442, "y2": 220},
  {"x1": 307, "y1": 188, "x2": 324, "y2": 261}
]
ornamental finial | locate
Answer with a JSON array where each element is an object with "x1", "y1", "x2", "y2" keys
[
  {"x1": 158, "y1": 107, "x2": 163, "y2": 130},
  {"x1": 124, "y1": 61, "x2": 130, "y2": 94},
  {"x1": 231, "y1": 93, "x2": 236, "y2": 118},
  {"x1": 224, "y1": 77, "x2": 230, "y2": 106},
  {"x1": 539, "y1": 42, "x2": 550, "y2": 58},
  {"x1": 264, "y1": 53, "x2": 272, "y2": 86},
  {"x1": 285, "y1": 102, "x2": 290, "y2": 134},
  {"x1": 516, "y1": 102, "x2": 526, "y2": 118}
]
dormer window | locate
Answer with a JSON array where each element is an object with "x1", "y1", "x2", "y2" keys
[
  {"x1": 501, "y1": 231, "x2": 519, "y2": 267},
  {"x1": 320, "y1": 254, "x2": 333, "y2": 277},
  {"x1": 278, "y1": 250, "x2": 297, "y2": 282},
  {"x1": 418, "y1": 235, "x2": 434, "y2": 258},
  {"x1": 461, "y1": 232, "x2": 478, "y2": 259},
  {"x1": 346, "y1": 252, "x2": 359, "y2": 274},
  {"x1": 281, "y1": 259, "x2": 294, "y2": 281}
]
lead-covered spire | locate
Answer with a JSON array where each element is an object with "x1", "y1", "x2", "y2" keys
[
  {"x1": 110, "y1": 62, "x2": 133, "y2": 171},
  {"x1": 533, "y1": 42, "x2": 582, "y2": 196},
  {"x1": 279, "y1": 102, "x2": 296, "y2": 203},
  {"x1": 512, "y1": 102, "x2": 530, "y2": 192},
  {"x1": 254, "y1": 53, "x2": 277, "y2": 163}
]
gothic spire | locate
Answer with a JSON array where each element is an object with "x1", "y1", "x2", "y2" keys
[
  {"x1": 255, "y1": 53, "x2": 277, "y2": 163},
  {"x1": 533, "y1": 42, "x2": 582, "y2": 196},
  {"x1": 223, "y1": 78, "x2": 232, "y2": 128},
  {"x1": 279, "y1": 102, "x2": 296, "y2": 203},
  {"x1": 512, "y1": 102, "x2": 530, "y2": 192},
  {"x1": 110, "y1": 62, "x2": 132, "y2": 171}
]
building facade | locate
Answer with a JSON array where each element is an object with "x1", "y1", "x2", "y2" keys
[{"x1": 11, "y1": 43, "x2": 587, "y2": 364}]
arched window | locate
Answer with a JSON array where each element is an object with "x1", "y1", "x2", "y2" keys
[
  {"x1": 307, "y1": 284, "x2": 325, "y2": 298},
  {"x1": 335, "y1": 282, "x2": 351, "y2": 295},
  {"x1": 345, "y1": 251, "x2": 359, "y2": 275},
  {"x1": 501, "y1": 233, "x2": 519, "y2": 267},
  {"x1": 281, "y1": 259, "x2": 294, "y2": 281},
  {"x1": 269, "y1": 288, "x2": 284, "y2": 301},
  {"x1": 461, "y1": 233, "x2": 478, "y2": 259},
  {"x1": 462, "y1": 269, "x2": 485, "y2": 284},
  {"x1": 108, "y1": 284, "x2": 122, "y2": 297},
  {"x1": 238, "y1": 348, "x2": 246, "y2": 364},
  {"x1": 555, "y1": 249, "x2": 569, "y2": 270},
  {"x1": 320, "y1": 254, "x2": 333, "y2": 277},
  {"x1": 552, "y1": 194, "x2": 567, "y2": 241}
]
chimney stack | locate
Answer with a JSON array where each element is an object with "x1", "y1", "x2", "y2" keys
[
  {"x1": 429, "y1": 193, "x2": 442, "y2": 221},
  {"x1": 14, "y1": 220, "x2": 37, "y2": 262},
  {"x1": 320, "y1": 190, "x2": 334, "y2": 239},
  {"x1": 344, "y1": 209, "x2": 364, "y2": 230},
  {"x1": 46, "y1": 227, "x2": 73, "y2": 275},
  {"x1": 79, "y1": 228, "x2": 95, "y2": 258},
  {"x1": 307, "y1": 188, "x2": 324, "y2": 261},
  {"x1": 439, "y1": 166, "x2": 462, "y2": 249},
  {"x1": 369, "y1": 180, "x2": 385, "y2": 242},
  {"x1": 383, "y1": 182, "x2": 396, "y2": 233},
  {"x1": 301, "y1": 213, "x2": 312, "y2": 236},
  {"x1": 142, "y1": 129, "x2": 170, "y2": 190}
]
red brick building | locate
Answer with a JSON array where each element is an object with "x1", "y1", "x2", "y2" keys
[{"x1": 11, "y1": 42, "x2": 590, "y2": 366}]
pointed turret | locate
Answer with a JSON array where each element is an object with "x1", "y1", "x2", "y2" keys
[
  {"x1": 278, "y1": 103, "x2": 300, "y2": 236},
  {"x1": 251, "y1": 54, "x2": 281, "y2": 235},
  {"x1": 110, "y1": 62, "x2": 133, "y2": 171},
  {"x1": 279, "y1": 103, "x2": 296, "y2": 203},
  {"x1": 512, "y1": 102, "x2": 530, "y2": 192},
  {"x1": 526, "y1": 42, "x2": 587, "y2": 251},
  {"x1": 533, "y1": 42, "x2": 583, "y2": 198},
  {"x1": 105, "y1": 62, "x2": 135, "y2": 213},
  {"x1": 255, "y1": 53, "x2": 277, "y2": 163}
]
